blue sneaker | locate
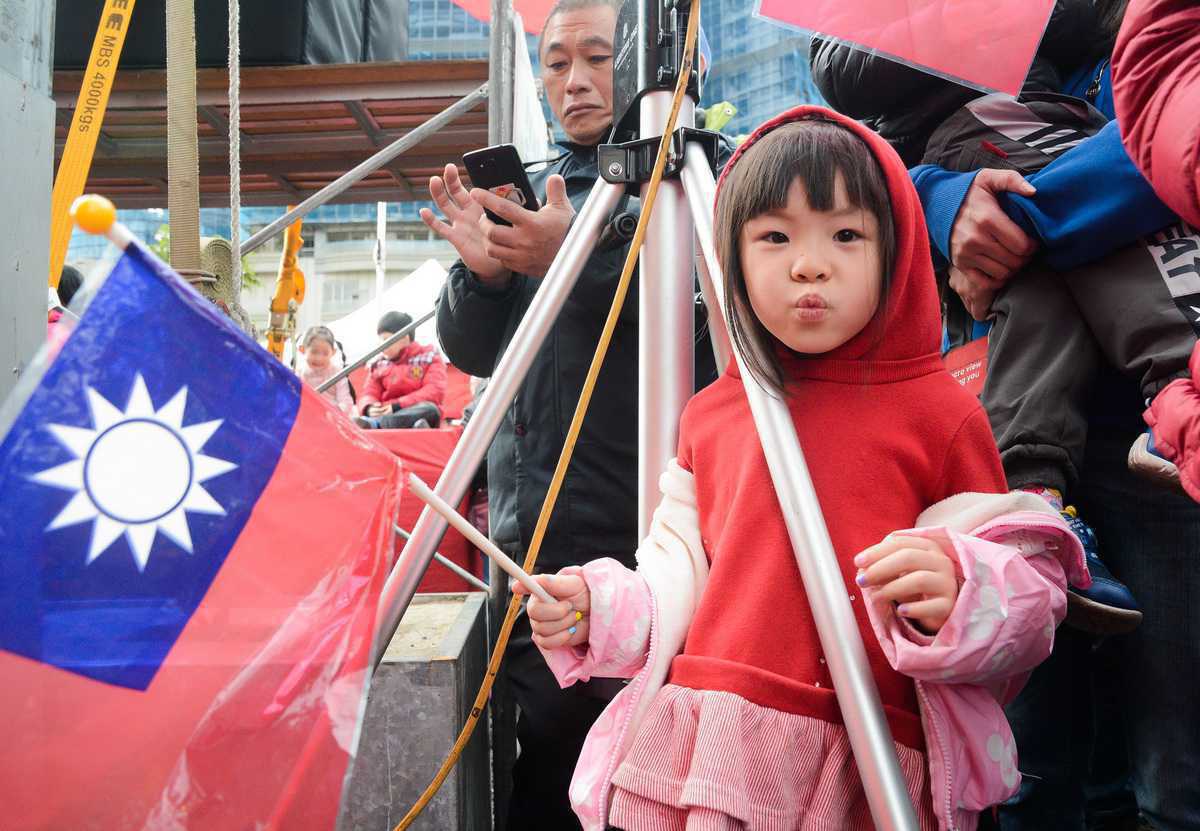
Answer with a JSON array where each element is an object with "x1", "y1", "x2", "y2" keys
[
  {"x1": 1128, "y1": 428, "x2": 1183, "y2": 493},
  {"x1": 1062, "y1": 506, "x2": 1142, "y2": 635}
]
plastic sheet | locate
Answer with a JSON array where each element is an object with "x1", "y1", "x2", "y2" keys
[{"x1": 0, "y1": 242, "x2": 403, "y2": 829}]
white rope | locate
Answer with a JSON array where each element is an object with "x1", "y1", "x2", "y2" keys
[{"x1": 228, "y1": 0, "x2": 241, "y2": 291}]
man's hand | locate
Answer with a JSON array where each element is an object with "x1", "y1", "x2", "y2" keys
[
  {"x1": 949, "y1": 169, "x2": 1039, "y2": 285},
  {"x1": 366, "y1": 403, "x2": 390, "y2": 418},
  {"x1": 419, "y1": 164, "x2": 511, "y2": 285},
  {"x1": 948, "y1": 266, "x2": 998, "y2": 321},
  {"x1": 470, "y1": 174, "x2": 576, "y2": 279},
  {"x1": 855, "y1": 534, "x2": 960, "y2": 635}
]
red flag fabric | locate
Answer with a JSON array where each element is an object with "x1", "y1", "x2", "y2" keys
[
  {"x1": 757, "y1": 0, "x2": 1055, "y2": 95},
  {"x1": 450, "y1": 0, "x2": 556, "y2": 34},
  {"x1": 373, "y1": 425, "x2": 486, "y2": 593},
  {"x1": 0, "y1": 243, "x2": 403, "y2": 829}
]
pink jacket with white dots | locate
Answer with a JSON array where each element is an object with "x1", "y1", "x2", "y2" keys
[{"x1": 539, "y1": 464, "x2": 1086, "y2": 831}]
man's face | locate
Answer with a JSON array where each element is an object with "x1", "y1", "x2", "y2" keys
[{"x1": 540, "y1": 6, "x2": 617, "y2": 146}]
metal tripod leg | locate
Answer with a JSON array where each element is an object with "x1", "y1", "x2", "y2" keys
[
  {"x1": 637, "y1": 91, "x2": 696, "y2": 537},
  {"x1": 371, "y1": 176, "x2": 626, "y2": 665},
  {"x1": 680, "y1": 145, "x2": 919, "y2": 831}
]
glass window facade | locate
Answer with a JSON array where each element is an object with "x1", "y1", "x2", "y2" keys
[{"x1": 700, "y1": 2, "x2": 825, "y2": 137}]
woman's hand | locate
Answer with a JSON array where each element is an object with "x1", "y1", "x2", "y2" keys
[
  {"x1": 512, "y1": 571, "x2": 591, "y2": 649},
  {"x1": 854, "y1": 534, "x2": 960, "y2": 635}
]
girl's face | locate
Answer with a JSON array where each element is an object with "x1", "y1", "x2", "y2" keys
[
  {"x1": 739, "y1": 173, "x2": 882, "y2": 355},
  {"x1": 305, "y1": 339, "x2": 334, "y2": 370}
]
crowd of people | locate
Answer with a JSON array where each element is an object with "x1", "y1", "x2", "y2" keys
[
  {"x1": 218, "y1": 0, "x2": 1200, "y2": 827},
  {"x1": 421, "y1": 0, "x2": 1200, "y2": 829}
]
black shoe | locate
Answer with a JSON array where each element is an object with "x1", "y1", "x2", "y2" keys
[
  {"x1": 412, "y1": 418, "x2": 432, "y2": 429},
  {"x1": 1062, "y1": 506, "x2": 1142, "y2": 635}
]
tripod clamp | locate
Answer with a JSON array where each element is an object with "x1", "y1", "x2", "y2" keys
[{"x1": 598, "y1": 127, "x2": 722, "y2": 187}]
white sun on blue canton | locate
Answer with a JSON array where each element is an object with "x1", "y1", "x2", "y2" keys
[{"x1": 31, "y1": 374, "x2": 237, "y2": 570}]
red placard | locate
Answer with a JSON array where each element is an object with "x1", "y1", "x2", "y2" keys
[
  {"x1": 450, "y1": 0, "x2": 556, "y2": 33},
  {"x1": 758, "y1": 0, "x2": 1055, "y2": 95},
  {"x1": 944, "y1": 336, "x2": 989, "y2": 397}
]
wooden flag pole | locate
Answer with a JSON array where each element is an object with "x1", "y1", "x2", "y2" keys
[{"x1": 406, "y1": 473, "x2": 555, "y2": 605}]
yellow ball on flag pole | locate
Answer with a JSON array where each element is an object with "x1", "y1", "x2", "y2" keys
[{"x1": 69, "y1": 195, "x2": 117, "y2": 236}]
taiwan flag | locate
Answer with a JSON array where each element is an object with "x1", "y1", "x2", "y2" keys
[
  {"x1": 758, "y1": 0, "x2": 1056, "y2": 95},
  {"x1": 0, "y1": 241, "x2": 403, "y2": 829}
]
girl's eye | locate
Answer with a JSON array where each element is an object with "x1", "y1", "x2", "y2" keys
[
  {"x1": 834, "y1": 229, "x2": 861, "y2": 243},
  {"x1": 763, "y1": 231, "x2": 788, "y2": 244}
]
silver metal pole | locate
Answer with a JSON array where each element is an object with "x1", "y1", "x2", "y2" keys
[
  {"x1": 636, "y1": 91, "x2": 696, "y2": 539},
  {"x1": 485, "y1": 5, "x2": 518, "y2": 824},
  {"x1": 372, "y1": 177, "x2": 626, "y2": 665},
  {"x1": 239, "y1": 83, "x2": 489, "y2": 258},
  {"x1": 315, "y1": 309, "x2": 434, "y2": 394},
  {"x1": 374, "y1": 201, "x2": 387, "y2": 320},
  {"x1": 679, "y1": 151, "x2": 919, "y2": 831},
  {"x1": 679, "y1": 144, "x2": 733, "y2": 373},
  {"x1": 395, "y1": 526, "x2": 491, "y2": 594}
]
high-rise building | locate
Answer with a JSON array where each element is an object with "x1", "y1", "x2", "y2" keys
[
  {"x1": 700, "y1": 3, "x2": 825, "y2": 137},
  {"x1": 64, "y1": 1, "x2": 825, "y2": 332}
]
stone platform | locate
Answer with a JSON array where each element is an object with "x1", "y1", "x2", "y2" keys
[{"x1": 339, "y1": 592, "x2": 490, "y2": 831}]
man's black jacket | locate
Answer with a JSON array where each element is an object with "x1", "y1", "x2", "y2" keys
[{"x1": 437, "y1": 140, "x2": 725, "y2": 570}]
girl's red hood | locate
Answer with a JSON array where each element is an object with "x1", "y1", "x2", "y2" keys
[{"x1": 716, "y1": 106, "x2": 943, "y2": 381}]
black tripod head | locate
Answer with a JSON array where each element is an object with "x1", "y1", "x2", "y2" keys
[{"x1": 610, "y1": 0, "x2": 702, "y2": 143}]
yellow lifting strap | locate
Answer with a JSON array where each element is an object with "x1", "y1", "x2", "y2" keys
[
  {"x1": 266, "y1": 215, "x2": 306, "y2": 360},
  {"x1": 392, "y1": 1, "x2": 703, "y2": 826},
  {"x1": 48, "y1": 0, "x2": 138, "y2": 287}
]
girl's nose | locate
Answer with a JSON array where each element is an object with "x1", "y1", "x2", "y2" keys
[{"x1": 789, "y1": 250, "x2": 829, "y2": 282}]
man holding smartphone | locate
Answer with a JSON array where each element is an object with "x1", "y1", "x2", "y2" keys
[{"x1": 423, "y1": 1, "x2": 723, "y2": 828}]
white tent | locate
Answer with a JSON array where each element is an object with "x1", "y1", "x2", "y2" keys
[{"x1": 322, "y1": 258, "x2": 448, "y2": 365}]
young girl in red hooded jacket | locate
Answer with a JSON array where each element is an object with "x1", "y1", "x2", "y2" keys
[{"x1": 513, "y1": 107, "x2": 1090, "y2": 831}]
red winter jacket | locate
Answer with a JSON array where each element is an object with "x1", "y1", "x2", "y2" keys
[
  {"x1": 358, "y1": 342, "x2": 447, "y2": 416},
  {"x1": 1113, "y1": 0, "x2": 1200, "y2": 228}
]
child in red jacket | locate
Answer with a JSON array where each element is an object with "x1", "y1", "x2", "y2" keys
[{"x1": 354, "y1": 311, "x2": 447, "y2": 430}]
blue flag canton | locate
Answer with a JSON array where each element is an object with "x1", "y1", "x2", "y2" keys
[{"x1": 0, "y1": 245, "x2": 301, "y2": 690}]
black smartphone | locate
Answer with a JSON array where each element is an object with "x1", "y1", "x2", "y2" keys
[{"x1": 462, "y1": 144, "x2": 541, "y2": 226}]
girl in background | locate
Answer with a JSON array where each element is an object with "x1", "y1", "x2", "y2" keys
[{"x1": 298, "y1": 326, "x2": 355, "y2": 416}]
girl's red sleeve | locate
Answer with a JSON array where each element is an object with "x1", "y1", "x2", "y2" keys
[{"x1": 932, "y1": 406, "x2": 1008, "y2": 503}]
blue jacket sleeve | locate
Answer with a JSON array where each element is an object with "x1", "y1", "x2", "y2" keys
[
  {"x1": 1000, "y1": 121, "x2": 1178, "y2": 270},
  {"x1": 909, "y1": 165, "x2": 979, "y2": 268}
]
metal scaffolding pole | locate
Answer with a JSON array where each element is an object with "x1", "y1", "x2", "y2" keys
[
  {"x1": 239, "y1": 83, "x2": 489, "y2": 258},
  {"x1": 485, "y1": 2, "x2": 518, "y2": 826}
]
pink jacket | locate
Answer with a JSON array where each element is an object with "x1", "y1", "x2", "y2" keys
[
  {"x1": 299, "y1": 363, "x2": 355, "y2": 416},
  {"x1": 540, "y1": 461, "x2": 1086, "y2": 831}
]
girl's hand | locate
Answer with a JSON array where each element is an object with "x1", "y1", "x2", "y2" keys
[
  {"x1": 512, "y1": 572, "x2": 591, "y2": 649},
  {"x1": 854, "y1": 534, "x2": 959, "y2": 635}
]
